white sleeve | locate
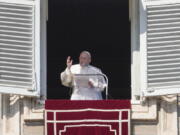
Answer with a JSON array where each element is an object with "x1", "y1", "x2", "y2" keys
[
  {"x1": 89, "y1": 69, "x2": 107, "y2": 92},
  {"x1": 60, "y1": 68, "x2": 73, "y2": 87},
  {"x1": 97, "y1": 72, "x2": 107, "y2": 91}
]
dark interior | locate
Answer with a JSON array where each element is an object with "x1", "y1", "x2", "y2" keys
[{"x1": 47, "y1": 0, "x2": 131, "y2": 99}]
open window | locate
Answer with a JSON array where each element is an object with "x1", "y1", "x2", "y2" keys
[
  {"x1": 0, "y1": 0, "x2": 44, "y2": 97},
  {"x1": 47, "y1": 0, "x2": 130, "y2": 99},
  {"x1": 140, "y1": 0, "x2": 180, "y2": 96}
]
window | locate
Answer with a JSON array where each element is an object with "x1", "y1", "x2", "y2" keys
[
  {"x1": 47, "y1": 0, "x2": 130, "y2": 100},
  {"x1": 0, "y1": 0, "x2": 45, "y2": 97},
  {"x1": 140, "y1": 0, "x2": 180, "y2": 96}
]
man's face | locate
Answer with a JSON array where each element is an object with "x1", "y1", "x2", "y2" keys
[{"x1": 79, "y1": 53, "x2": 91, "y2": 67}]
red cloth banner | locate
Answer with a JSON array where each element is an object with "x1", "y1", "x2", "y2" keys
[{"x1": 45, "y1": 100, "x2": 131, "y2": 135}]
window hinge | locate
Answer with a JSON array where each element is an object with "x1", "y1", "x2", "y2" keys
[{"x1": 147, "y1": 88, "x2": 155, "y2": 93}]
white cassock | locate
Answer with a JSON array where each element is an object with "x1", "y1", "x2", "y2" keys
[{"x1": 60, "y1": 64, "x2": 107, "y2": 100}]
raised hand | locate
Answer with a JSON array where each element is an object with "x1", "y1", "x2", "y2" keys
[{"x1": 66, "y1": 56, "x2": 73, "y2": 69}]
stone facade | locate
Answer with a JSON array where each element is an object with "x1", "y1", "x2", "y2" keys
[{"x1": 0, "y1": 0, "x2": 179, "y2": 135}]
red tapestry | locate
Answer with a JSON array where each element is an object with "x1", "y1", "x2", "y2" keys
[{"x1": 45, "y1": 100, "x2": 131, "y2": 135}]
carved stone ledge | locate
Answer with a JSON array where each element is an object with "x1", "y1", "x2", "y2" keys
[
  {"x1": 157, "y1": 99, "x2": 177, "y2": 135},
  {"x1": 160, "y1": 95, "x2": 177, "y2": 104},
  {"x1": 23, "y1": 97, "x2": 44, "y2": 121},
  {"x1": 132, "y1": 99, "x2": 157, "y2": 120}
]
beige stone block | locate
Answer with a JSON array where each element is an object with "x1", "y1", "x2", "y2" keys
[
  {"x1": 132, "y1": 121, "x2": 157, "y2": 135},
  {"x1": 23, "y1": 121, "x2": 44, "y2": 135}
]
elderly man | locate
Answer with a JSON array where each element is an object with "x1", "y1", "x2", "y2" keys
[{"x1": 60, "y1": 51, "x2": 107, "y2": 100}]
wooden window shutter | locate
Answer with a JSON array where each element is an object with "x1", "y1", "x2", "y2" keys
[
  {"x1": 0, "y1": 0, "x2": 40, "y2": 96},
  {"x1": 140, "y1": 0, "x2": 180, "y2": 96}
]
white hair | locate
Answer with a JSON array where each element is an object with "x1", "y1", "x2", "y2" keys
[{"x1": 80, "y1": 51, "x2": 91, "y2": 58}]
